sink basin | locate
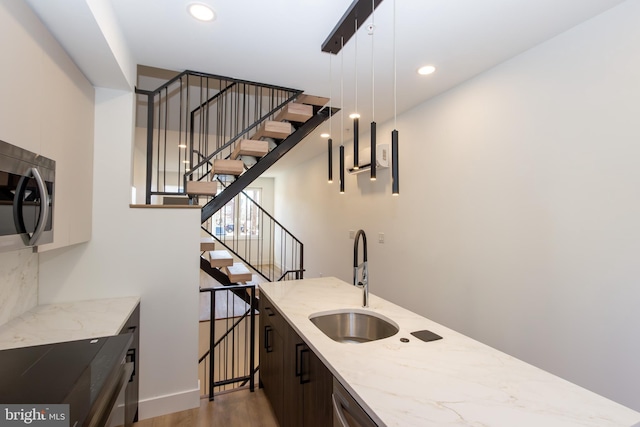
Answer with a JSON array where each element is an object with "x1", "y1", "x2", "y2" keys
[{"x1": 309, "y1": 309, "x2": 399, "y2": 343}]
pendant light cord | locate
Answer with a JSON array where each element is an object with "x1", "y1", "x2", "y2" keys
[
  {"x1": 354, "y1": 19, "x2": 358, "y2": 115},
  {"x1": 341, "y1": 36, "x2": 344, "y2": 147},
  {"x1": 371, "y1": 0, "x2": 375, "y2": 122},
  {"x1": 329, "y1": 53, "x2": 332, "y2": 136},
  {"x1": 393, "y1": 0, "x2": 397, "y2": 129}
]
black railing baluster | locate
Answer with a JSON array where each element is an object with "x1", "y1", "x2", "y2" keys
[
  {"x1": 198, "y1": 284, "x2": 257, "y2": 399},
  {"x1": 202, "y1": 181, "x2": 304, "y2": 282}
]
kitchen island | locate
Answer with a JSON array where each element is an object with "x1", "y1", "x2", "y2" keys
[{"x1": 259, "y1": 277, "x2": 640, "y2": 427}]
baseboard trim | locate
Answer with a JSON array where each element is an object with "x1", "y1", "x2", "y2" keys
[{"x1": 137, "y1": 386, "x2": 201, "y2": 420}]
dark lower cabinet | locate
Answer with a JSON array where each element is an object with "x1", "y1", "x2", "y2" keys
[
  {"x1": 118, "y1": 303, "x2": 140, "y2": 427},
  {"x1": 259, "y1": 296, "x2": 286, "y2": 426},
  {"x1": 260, "y1": 294, "x2": 333, "y2": 427}
]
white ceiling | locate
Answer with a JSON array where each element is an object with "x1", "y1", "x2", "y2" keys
[{"x1": 26, "y1": 0, "x2": 627, "y2": 173}]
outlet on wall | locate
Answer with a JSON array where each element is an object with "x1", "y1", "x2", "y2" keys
[
  {"x1": 378, "y1": 232, "x2": 385, "y2": 243},
  {"x1": 349, "y1": 230, "x2": 355, "y2": 239}
]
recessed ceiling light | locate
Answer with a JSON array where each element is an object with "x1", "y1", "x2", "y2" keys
[
  {"x1": 188, "y1": 3, "x2": 215, "y2": 22},
  {"x1": 417, "y1": 65, "x2": 436, "y2": 76},
  {"x1": 320, "y1": 133, "x2": 330, "y2": 138}
]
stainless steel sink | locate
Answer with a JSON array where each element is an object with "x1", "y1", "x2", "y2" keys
[{"x1": 309, "y1": 309, "x2": 399, "y2": 343}]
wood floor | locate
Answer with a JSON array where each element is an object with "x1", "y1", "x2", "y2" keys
[{"x1": 132, "y1": 389, "x2": 279, "y2": 427}]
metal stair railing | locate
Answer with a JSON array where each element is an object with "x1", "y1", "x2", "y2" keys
[
  {"x1": 199, "y1": 283, "x2": 257, "y2": 400},
  {"x1": 135, "y1": 70, "x2": 302, "y2": 204},
  {"x1": 199, "y1": 106, "x2": 335, "y2": 223},
  {"x1": 200, "y1": 182, "x2": 304, "y2": 282}
]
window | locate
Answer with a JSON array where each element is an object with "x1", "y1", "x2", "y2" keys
[{"x1": 211, "y1": 186, "x2": 262, "y2": 237}]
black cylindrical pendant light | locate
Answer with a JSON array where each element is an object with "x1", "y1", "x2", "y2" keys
[
  {"x1": 339, "y1": 145, "x2": 345, "y2": 194},
  {"x1": 353, "y1": 117, "x2": 359, "y2": 169},
  {"x1": 328, "y1": 138, "x2": 333, "y2": 183},
  {"x1": 391, "y1": 0, "x2": 399, "y2": 196},
  {"x1": 391, "y1": 129, "x2": 399, "y2": 195},
  {"x1": 370, "y1": 122, "x2": 376, "y2": 181}
]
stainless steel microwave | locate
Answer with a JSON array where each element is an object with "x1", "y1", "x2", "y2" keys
[{"x1": 0, "y1": 140, "x2": 55, "y2": 252}]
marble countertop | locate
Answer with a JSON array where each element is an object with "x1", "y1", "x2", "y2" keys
[
  {"x1": 260, "y1": 277, "x2": 640, "y2": 427},
  {"x1": 0, "y1": 296, "x2": 140, "y2": 351}
]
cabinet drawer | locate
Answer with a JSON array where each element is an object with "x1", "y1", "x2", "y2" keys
[{"x1": 259, "y1": 293, "x2": 285, "y2": 332}]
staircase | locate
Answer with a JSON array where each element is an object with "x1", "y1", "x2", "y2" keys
[
  {"x1": 137, "y1": 70, "x2": 336, "y2": 286},
  {"x1": 138, "y1": 70, "x2": 336, "y2": 399}
]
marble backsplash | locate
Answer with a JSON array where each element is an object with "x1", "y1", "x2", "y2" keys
[{"x1": 0, "y1": 249, "x2": 38, "y2": 326}]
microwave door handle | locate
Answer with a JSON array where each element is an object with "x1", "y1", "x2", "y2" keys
[
  {"x1": 12, "y1": 174, "x2": 29, "y2": 243},
  {"x1": 27, "y1": 167, "x2": 49, "y2": 246},
  {"x1": 12, "y1": 168, "x2": 49, "y2": 246}
]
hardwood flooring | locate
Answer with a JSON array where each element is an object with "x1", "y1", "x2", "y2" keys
[{"x1": 132, "y1": 389, "x2": 279, "y2": 427}]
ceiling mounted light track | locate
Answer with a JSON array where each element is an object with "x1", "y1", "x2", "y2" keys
[{"x1": 321, "y1": 0, "x2": 384, "y2": 54}]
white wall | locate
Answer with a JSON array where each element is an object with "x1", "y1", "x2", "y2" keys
[
  {"x1": 39, "y1": 89, "x2": 201, "y2": 419},
  {"x1": 275, "y1": 0, "x2": 640, "y2": 411}
]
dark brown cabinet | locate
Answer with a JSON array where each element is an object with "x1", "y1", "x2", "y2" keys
[
  {"x1": 118, "y1": 303, "x2": 140, "y2": 427},
  {"x1": 259, "y1": 295, "x2": 286, "y2": 426},
  {"x1": 259, "y1": 294, "x2": 332, "y2": 427}
]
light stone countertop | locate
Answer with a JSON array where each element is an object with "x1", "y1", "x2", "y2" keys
[
  {"x1": 259, "y1": 277, "x2": 640, "y2": 427},
  {"x1": 0, "y1": 296, "x2": 140, "y2": 351}
]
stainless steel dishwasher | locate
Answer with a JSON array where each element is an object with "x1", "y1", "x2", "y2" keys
[{"x1": 332, "y1": 378, "x2": 378, "y2": 427}]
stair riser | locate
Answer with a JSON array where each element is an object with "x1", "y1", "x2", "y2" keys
[
  {"x1": 212, "y1": 159, "x2": 244, "y2": 176},
  {"x1": 230, "y1": 140, "x2": 269, "y2": 160}
]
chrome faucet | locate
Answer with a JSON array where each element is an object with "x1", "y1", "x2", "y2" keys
[{"x1": 353, "y1": 229, "x2": 369, "y2": 308}]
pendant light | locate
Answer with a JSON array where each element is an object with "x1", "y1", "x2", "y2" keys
[
  {"x1": 351, "y1": 19, "x2": 360, "y2": 170},
  {"x1": 391, "y1": 0, "x2": 399, "y2": 195},
  {"x1": 328, "y1": 139, "x2": 333, "y2": 184},
  {"x1": 369, "y1": 0, "x2": 377, "y2": 181},
  {"x1": 328, "y1": 53, "x2": 333, "y2": 184},
  {"x1": 340, "y1": 36, "x2": 345, "y2": 194}
]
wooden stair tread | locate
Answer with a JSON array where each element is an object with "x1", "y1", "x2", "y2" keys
[
  {"x1": 224, "y1": 262, "x2": 252, "y2": 283},
  {"x1": 186, "y1": 181, "x2": 217, "y2": 196},
  {"x1": 211, "y1": 159, "x2": 244, "y2": 176},
  {"x1": 274, "y1": 103, "x2": 313, "y2": 123},
  {"x1": 209, "y1": 250, "x2": 234, "y2": 268},
  {"x1": 252, "y1": 121, "x2": 293, "y2": 140},
  {"x1": 296, "y1": 94, "x2": 330, "y2": 107},
  {"x1": 230, "y1": 139, "x2": 269, "y2": 160},
  {"x1": 200, "y1": 237, "x2": 215, "y2": 252}
]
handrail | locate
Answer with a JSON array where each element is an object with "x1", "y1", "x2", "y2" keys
[
  {"x1": 198, "y1": 305, "x2": 251, "y2": 363},
  {"x1": 198, "y1": 176, "x2": 304, "y2": 283},
  {"x1": 277, "y1": 269, "x2": 305, "y2": 281},
  {"x1": 190, "y1": 81, "x2": 237, "y2": 116},
  {"x1": 143, "y1": 69, "x2": 302, "y2": 97},
  {"x1": 202, "y1": 228, "x2": 269, "y2": 283},
  {"x1": 216, "y1": 178, "x2": 303, "y2": 247},
  {"x1": 140, "y1": 70, "x2": 302, "y2": 203},
  {"x1": 186, "y1": 92, "x2": 300, "y2": 178},
  {"x1": 198, "y1": 283, "x2": 256, "y2": 400}
]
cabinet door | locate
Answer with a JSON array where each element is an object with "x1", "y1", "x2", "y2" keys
[
  {"x1": 262, "y1": 324, "x2": 284, "y2": 426},
  {"x1": 283, "y1": 329, "x2": 304, "y2": 427},
  {"x1": 260, "y1": 295, "x2": 333, "y2": 427},
  {"x1": 285, "y1": 324, "x2": 332, "y2": 427},
  {"x1": 259, "y1": 296, "x2": 285, "y2": 426},
  {"x1": 303, "y1": 349, "x2": 333, "y2": 427},
  {"x1": 119, "y1": 303, "x2": 140, "y2": 427}
]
